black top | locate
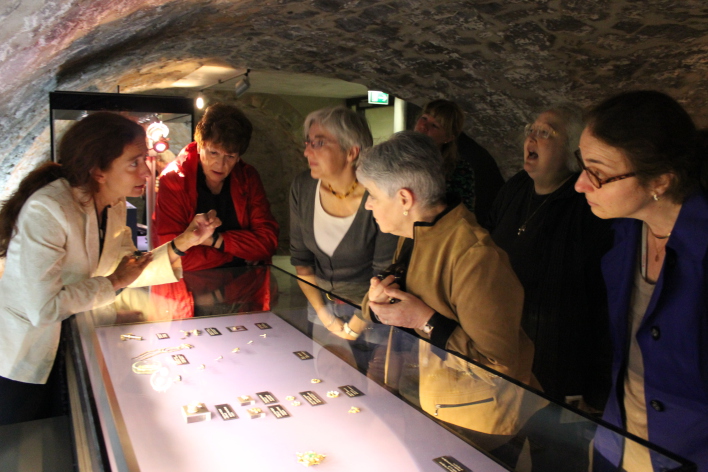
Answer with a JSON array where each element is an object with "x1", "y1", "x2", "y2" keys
[
  {"x1": 486, "y1": 171, "x2": 614, "y2": 408},
  {"x1": 196, "y1": 163, "x2": 245, "y2": 267}
]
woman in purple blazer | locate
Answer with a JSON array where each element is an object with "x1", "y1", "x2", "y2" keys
[{"x1": 574, "y1": 91, "x2": 708, "y2": 472}]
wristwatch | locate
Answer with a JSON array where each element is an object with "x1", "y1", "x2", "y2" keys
[{"x1": 421, "y1": 314, "x2": 436, "y2": 335}]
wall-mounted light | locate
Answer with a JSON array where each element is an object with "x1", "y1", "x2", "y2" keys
[
  {"x1": 196, "y1": 95, "x2": 205, "y2": 110},
  {"x1": 153, "y1": 138, "x2": 169, "y2": 153},
  {"x1": 234, "y1": 69, "x2": 251, "y2": 97}
]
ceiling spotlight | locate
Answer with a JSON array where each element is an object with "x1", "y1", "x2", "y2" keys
[
  {"x1": 234, "y1": 69, "x2": 251, "y2": 97},
  {"x1": 196, "y1": 95, "x2": 205, "y2": 110}
]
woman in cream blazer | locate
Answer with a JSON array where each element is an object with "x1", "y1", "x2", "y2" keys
[{"x1": 0, "y1": 112, "x2": 219, "y2": 424}]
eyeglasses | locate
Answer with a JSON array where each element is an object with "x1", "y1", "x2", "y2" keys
[
  {"x1": 524, "y1": 123, "x2": 557, "y2": 140},
  {"x1": 574, "y1": 150, "x2": 637, "y2": 189},
  {"x1": 304, "y1": 139, "x2": 332, "y2": 150}
]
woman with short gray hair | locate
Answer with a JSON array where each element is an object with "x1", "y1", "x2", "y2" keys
[
  {"x1": 290, "y1": 106, "x2": 396, "y2": 340},
  {"x1": 349, "y1": 131, "x2": 537, "y2": 450}
]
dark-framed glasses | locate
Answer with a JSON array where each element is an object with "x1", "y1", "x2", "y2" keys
[
  {"x1": 304, "y1": 139, "x2": 331, "y2": 150},
  {"x1": 524, "y1": 123, "x2": 557, "y2": 140},
  {"x1": 574, "y1": 149, "x2": 637, "y2": 189}
]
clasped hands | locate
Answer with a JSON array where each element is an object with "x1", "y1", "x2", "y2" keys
[{"x1": 368, "y1": 275, "x2": 434, "y2": 330}]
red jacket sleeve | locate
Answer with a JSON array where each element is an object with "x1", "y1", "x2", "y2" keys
[{"x1": 221, "y1": 164, "x2": 279, "y2": 263}]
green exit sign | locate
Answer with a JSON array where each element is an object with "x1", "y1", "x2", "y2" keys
[{"x1": 368, "y1": 91, "x2": 389, "y2": 105}]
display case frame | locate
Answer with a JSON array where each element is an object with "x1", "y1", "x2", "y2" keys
[{"x1": 65, "y1": 264, "x2": 696, "y2": 472}]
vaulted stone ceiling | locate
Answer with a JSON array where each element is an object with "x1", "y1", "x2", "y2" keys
[{"x1": 1, "y1": 0, "x2": 707, "y2": 193}]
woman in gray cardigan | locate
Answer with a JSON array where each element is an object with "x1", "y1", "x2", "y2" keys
[{"x1": 289, "y1": 107, "x2": 397, "y2": 340}]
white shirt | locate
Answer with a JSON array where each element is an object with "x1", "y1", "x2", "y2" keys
[{"x1": 313, "y1": 181, "x2": 356, "y2": 257}]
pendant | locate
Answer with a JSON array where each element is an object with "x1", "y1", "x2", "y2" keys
[{"x1": 518, "y1": 225, "x2": 526, "y2": 236}]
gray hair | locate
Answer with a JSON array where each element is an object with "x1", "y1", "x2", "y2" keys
[
  {"x1": 356, "y1": 131, "x2": 446, "y2": 209},
  {"x1": 303, "y1": 107, "x2": 373, "y2": 154},
  {"x1": 542, "y1": 102, "x2": 586, "y2": 172}
]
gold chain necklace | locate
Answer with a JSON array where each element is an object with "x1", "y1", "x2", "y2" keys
[{"x1": 327, "y1": 179, "x2": 358, "y2": 200}]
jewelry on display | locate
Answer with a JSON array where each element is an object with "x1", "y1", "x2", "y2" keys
[
  {"x1": 248, "y1": 340, "x2": 254, "y2": 344},
  {"x1": 120, "y1": 333, "x2": 143, "y2": 341},
  {"x1": 170, "y1": 239, "x2": 187, "y2": 257},
  {"x1": 296, "y1": 451, "x2": 326, "y2": 467},
  {"x1": 326, "y1": 391, "x2": 340, "y2": 398},
  {"x1": 132, "y1": 343, "x2": 194, "y2": 361},
  {"x1": 286, "y1": 396, "x2": 296, "y2": 401},
  {"x1": 232, "y1": 348, "x2": 241, "y2": 353},
  {"x1": 215, "y1": 356, "x2": 223, "y2": 361},
  {"x1": 342, "y1": 322, "x2": 360, "y2": 339},
  {"x1": 238, "y1": 395, "x2": 255, "y2": 406},
  {"x1": 150, "y1": 367, "x2": 175, "y2": 392},
  {"x1": 311, "y1": 379, "x2": 322, "y2": 384},
  {"x1": 182, "y1": 402, "x2": 211, "y2": 423},
  {"x1": 180, "y1": 329, "x2": 202, "y2": 339},
  {"x1": 348, "y1": 407, "x2": 361, "y2": 414},
  {"x1": 132, "y1": 360, "x2": 162, "y2": 375},
  {"x1": 292, "y1": 401, "x2": 301, "y2": 406},
  {"x1": 198, "y1": 364, "x2": 206, "y2": 370},
  {"x1": 327, "y1": 179, "x2": 358, "y2": 199},
  {"x1": 247, "y1": 407, "x2": 265, "y2": 419},
  {"x1": 260, "y1": 334, "x2": 267, "y2": 338},
  {"x1": 175, "y1": 375, "x2": 182, "y2": 382}
]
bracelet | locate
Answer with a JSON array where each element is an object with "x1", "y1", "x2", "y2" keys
[
  {"x1": 210, "y1": 235, "x2": 219, "y2": 248},
  {"x1": 343, "y1": 322, "x2": 360, "y2": 339},
  {"x1": 170, "y1": 239, "x2": 186, "y2": 257}
]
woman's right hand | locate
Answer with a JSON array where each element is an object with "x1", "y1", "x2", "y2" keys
[
  {"x1": 368, "y1": 275, "x2": 399, "y2": 304},
  {"x1": 173, "y1": 210, "x2": 222, "y2": 251},
  {"x1": 107, "y1": 252, "x2": 153, "y2": 290}
]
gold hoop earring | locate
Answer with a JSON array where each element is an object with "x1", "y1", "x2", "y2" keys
[{"x1": 653, "y1": 194, "x2": 660, "y2": 201}]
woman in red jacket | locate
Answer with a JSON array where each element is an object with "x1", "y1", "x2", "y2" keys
[{"x1": 154, "y1": 103, "x2": 279, "y2": 271}]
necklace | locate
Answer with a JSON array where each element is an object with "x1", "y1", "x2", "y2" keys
[
  {"x1": 327, "y1": 179, "x2": 358, "y2": 200},
  {"x1": 518, "y1": 191, "x2": 551, "y2": 236},
  {"x1": 647, "y1": 225, "x2": 671, "y2": 262}
]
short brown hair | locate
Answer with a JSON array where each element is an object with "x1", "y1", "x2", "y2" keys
[{"x1": 195, "y1": 103, "x2": 253, "y2": 156}]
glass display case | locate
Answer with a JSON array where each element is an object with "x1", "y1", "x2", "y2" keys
[{"x1": 66, "y1": 264, "x2": 695, "y2": 472}]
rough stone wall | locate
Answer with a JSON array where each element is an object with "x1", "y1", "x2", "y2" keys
[{"x1": 1, "y1": 0, "x2": 707, "y2": 194}]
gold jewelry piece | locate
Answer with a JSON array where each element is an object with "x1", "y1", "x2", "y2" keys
[
  {"x1": 296, "y1": 451, "x2": 326, "y2": 467},
  {"x1": 198, "y1": 364, "x2": 206, "y2": 370},
  {"x1": 327, "y1": 179, "x2": 358, "y2": 199},
  {"x1": 653, "y1": 193, "x2": 660, "y2": 201},
  {"x1": 403, "y1": 210, "x2": 408, "y2": 216},
  {"x1": 132, "y1": 343, "x2": 195, "y2": 361},
  {"x1": 232, "y1": 348, "x2": 241, "y2": 353},
  {"x1": 311, "y1": 378, "x2": 322, "y2": 384},
  {"x1": 247, "y1": 340, "x2": 254, "y2": 344},
  {"x1": 326, "y1": 391, "x2": 340, "y2": 398},
  {"x1": 286, "y1": 396, "x2": 296, "y2": 401},
  {"x1": 215, "y1": 356, "x2": 223, "y2": 361},
  {"x1": 121, "y1": 334, "x2": 143, "y2": 341},
  {"x1": 348, "y1": 406, "x2": 361, "y2": 414},
  {"x1": 260, "y1": 334, "x2": 267, "y2": 338},
  {"x1": 132, "y1": 360, "x2": 162, "y2": 375},
  {"x1": 292, "y1": 401, "x2": 301, "y2": 406}
]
